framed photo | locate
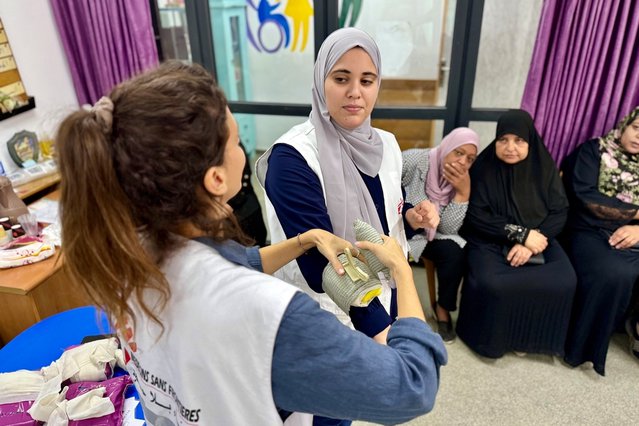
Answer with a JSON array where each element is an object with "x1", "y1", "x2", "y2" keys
[{"x1": 7, "y1": 130, "x2": 38, "y2": 167}]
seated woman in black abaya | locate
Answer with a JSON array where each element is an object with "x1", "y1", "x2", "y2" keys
[
  {"x1": 562, "y1": 106, "x2": 639, "y2": 375},
  {"x1": 457, "y1": 109, "x2": 576, "y2": 358}
]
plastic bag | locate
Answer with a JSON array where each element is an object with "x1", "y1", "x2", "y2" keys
[
  {"x1": 0, "y1": 400, "x2": 39, "y2": 426},
  {"x1": 66, "y1": 375, "x2": 132, "y2": 426}
]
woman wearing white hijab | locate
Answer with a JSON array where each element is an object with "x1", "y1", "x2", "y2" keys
[{"x1": 257, "y1": 28, "x2": 441, "y2": 425}]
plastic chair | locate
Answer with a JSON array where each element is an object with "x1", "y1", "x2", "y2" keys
[
  {"x1": 0, "y1": 306, "x2": 147, "y2": 422},
  {"x1": 0, "y1": 305, "x2": 111, "y2": 373}
]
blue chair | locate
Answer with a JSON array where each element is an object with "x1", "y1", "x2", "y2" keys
[
  {"x1": 0, "y1": 306, "x2": 146, "y2": 422},
  {"x1": 0, "y1": 305, "x2": 111, "y2": 373}
]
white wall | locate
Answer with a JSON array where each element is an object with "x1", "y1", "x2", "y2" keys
[
  {"x1": 470, "y1": 0, "x2": 543, "y2": 149},
  {"x1": 0, "y1": 0, "x2": 78, "y2": 173},
  {"x1": 244, "y1": 1, "x2": 315, "y2": 151},
  {"x1": 356, "y1": 0, "x2": 444, "y2": 80}
]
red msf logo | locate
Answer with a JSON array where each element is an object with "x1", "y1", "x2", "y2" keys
[{"x1": 396, "y1": 199, "x2": 404, "y2": 215}]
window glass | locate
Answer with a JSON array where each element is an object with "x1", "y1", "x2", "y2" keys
[
  {"x1": 241, "y1": 114, "x2": 309, "y2": 153},
  {"x1": 247, "y1": 115, "x2": 443, "y2": 154},
  {"x1": 472, "y1": 0, "x2": 542, "y2": 108},
  {"x1": 211, "y1": 0, "x2": 315, "y2": 103},
  {"x1": 469, "y1": 121, "x2": 497, "y2": 152},
  {"x1": 373, "y1": 119, "x2": 444, "y2": 150},
  {"x1": 345, "y1": 0, "x2": 455, "y2": 107},
  {"x1": 156, "y1": 0, "x2": 191, "y2": 62}
]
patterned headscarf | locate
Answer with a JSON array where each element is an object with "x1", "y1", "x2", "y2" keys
[
  {"x1": 598, "y1": 106, "x2": 639, "y2": 204},
  {"x1": 310, "y1": 28, "x2": 384, "y2": 243},
  {"x1": 425, "y1": 127, "x2": 479, "y2": 240}
]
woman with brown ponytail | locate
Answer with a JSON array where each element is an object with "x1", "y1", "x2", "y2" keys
[{"x1": 56, "y1": 61, "x2": 446, "y2": 425}]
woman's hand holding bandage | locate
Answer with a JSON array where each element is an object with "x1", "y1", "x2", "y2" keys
[
  {"x1": 356, "y1": 235, "x2": 425, "y2": 321},
  {"x1": 301, "y1": 229, "x2": 357, "y2": 275}
]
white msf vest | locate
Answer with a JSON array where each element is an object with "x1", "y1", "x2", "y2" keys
[
  {"x1": 119, "y1": 239, "x2": 311, "y2": 425},
  {"x1": 256, "y1": 120, "x2": 408, "y2": 327}
]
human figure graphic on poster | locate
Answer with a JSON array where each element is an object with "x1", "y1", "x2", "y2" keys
[
  {"x1": 282, "y1": 0, "x2": 313, "y2": 51},
  {"x1": 247, "y1": 0, "x2": 291, "y2": 53}
]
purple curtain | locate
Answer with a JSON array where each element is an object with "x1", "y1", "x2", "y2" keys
[
  {"x1": 521, "y1": 0, "x2": 639, "y2": 166},
  {"x1": 50, "y1": 0, "x2": 159, "y2": 105}
]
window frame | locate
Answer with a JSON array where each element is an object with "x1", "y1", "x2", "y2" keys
[{"x1": 152, "y1": 0, "x2": 513, "y2": 137}]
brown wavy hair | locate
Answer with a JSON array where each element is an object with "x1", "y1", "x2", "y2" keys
[{"x1": 57, "y1": 61, "x2": 246, "y2": 328}]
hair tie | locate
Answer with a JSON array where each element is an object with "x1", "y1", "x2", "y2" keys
[{"x1": 91, "y1": 96, "x2": 114, "y2": 131}]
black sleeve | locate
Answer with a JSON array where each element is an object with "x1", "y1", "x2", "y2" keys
[
  {"x1": 463, "y1": 179, "x2": 512, "y2": 244},
  {"x1": 537, "y1": 169, "x2": 569, "y2": 238},
  {"x1": 569, "y1": 140, "x2": 638, "y2": 224}
]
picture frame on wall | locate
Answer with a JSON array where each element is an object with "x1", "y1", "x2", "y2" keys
[
  {"x1": 0, "y1": 17, "x2": 36, "y2": 121},
  {"x1": 7, "y1": 130, "x2": 38, "y2": 168}
]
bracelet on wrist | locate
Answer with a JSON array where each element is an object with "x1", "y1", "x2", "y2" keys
[
  {"x1": 296, "y1": 232, "x2": 309, "y2": 254},
  {"x1": 504, "y1": 224, "x2": 529, "y2": 245}
]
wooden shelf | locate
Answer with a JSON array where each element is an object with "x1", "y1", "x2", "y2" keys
[
  {"x1": 0, "y1": 189, "x2": 87, "y2": 344},
  {"x1": 0, "y1": 188, "x2": 62, "y2": 295},
  {"x1": 0, "y1": 251, "x2": 63, "y2": 295},
  {"x1": 0, "y1": 96, "x2": 35, "y2": 122},
  {"x1": 372, "y1": 79, "x2": 438, "y2": 150},
  {"x1": 14, "y1": 172, "x2": 61, "y2": 200}
]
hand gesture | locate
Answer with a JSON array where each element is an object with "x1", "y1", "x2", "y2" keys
[
  {"x1": 405, "y1": 200, "x2": 440, "y2": 231},
  {"x1": 609, "y1": 225, "x2": 639, "y2": 249},
  {"x1": 443, "y1": 162, "x2": 471, "y2": 200},
  {"x1": 524, "y1": 229, "x2": 547, "y2": 254},
  {"x1": 506, "y1": 244, "x2": 533, "y2": 267},
  {"x1": 310, "y1": 229, "x2": 358, "y2": 275},
  {"x1": 356, "y1": 235, "x2": 411, "y2": 278}
]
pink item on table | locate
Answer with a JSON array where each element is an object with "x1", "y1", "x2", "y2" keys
[
  {"x1": 0, "y1": 400, "x2": 40, "y2": 426},
  {"x1": 66, "y1": 375, "x2": 132, "y2": 426},
  {"x1": 0, "y1": 235, "x2": 55, "y2": 269}
]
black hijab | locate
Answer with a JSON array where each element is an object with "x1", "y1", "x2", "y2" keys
[{"x1": 469, "y1": 109, "x2": 567, "y2": 229}]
